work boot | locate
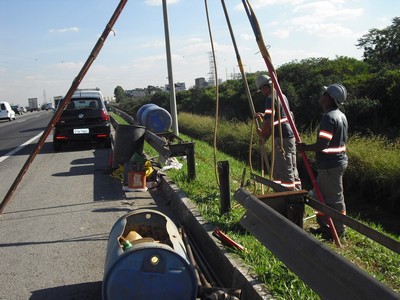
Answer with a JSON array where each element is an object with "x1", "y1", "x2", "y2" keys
[
  {"x1": 310, "y1": 227, "x2": 347, "y2": 241},
  {"x1": 309, "y1": 227, "x2": 331, "y2": 240}
]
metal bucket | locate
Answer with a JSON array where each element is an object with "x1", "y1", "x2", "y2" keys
[
  {"x1": 103, "y1": 209, "x2": 197, "y2": 300},
  {"x1": 137, "y1": 104, "x2": 172, "y2": 133},
  {"x1": 112, "y1": 124, "x2": 145, "y2": 169}
]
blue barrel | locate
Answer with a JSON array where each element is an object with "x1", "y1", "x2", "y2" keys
[
  {"x1": 103, "y1": 209, "x2": 197, "y2": 300},
  {"x1": 136, "y1": 103, "x2": 156, "y2": 124},
  {"x1": 137, "y1": 104, "x2": 172, "y2": 133}
]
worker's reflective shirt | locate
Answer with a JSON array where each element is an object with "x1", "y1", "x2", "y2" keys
[
  {"x1": 263, "y1": 94, "x2": 294, "y2": 138},
  {"x1": 316, "y1": 108, "x2": 348, "y2": 169}
]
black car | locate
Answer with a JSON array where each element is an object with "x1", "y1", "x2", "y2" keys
[{"x1": 53, "y1": 90, "x2": 112, "y2": 151}]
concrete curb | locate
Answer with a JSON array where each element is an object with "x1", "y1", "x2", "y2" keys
[{"x1": 157, "y1": 174, "x2": 273, "y2": 300}]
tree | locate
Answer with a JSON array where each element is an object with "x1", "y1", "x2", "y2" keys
[
  {"x1": 114, "y1": 86, "x2": 127, "y2": 103},
  {"x1": 356, "y1": 17, "x2": 400, "y2": 68}
]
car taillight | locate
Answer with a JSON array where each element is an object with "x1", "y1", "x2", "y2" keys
[{"x1": 101, "y1": 109, "x2": 109, "y2": 121}]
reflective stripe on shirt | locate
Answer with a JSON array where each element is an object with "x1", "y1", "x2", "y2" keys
[
  {"x1": 264, "y1": 109, "x2": 272, "y2": 114},
  {"x1": 273, "y1": 180, "x2": 296, "y2": 189},
  {"x1": 273, "y1": 117, "x2": 288, "y2": 126},
  {"x1": 322, "y1": 145, "x2": 346, "y2": 154},
  {"x1": 319, "y1": 130, "x2": 333, "y2": 140}
]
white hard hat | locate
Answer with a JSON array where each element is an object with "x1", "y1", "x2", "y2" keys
[
  {"x1": 324, "y1": 84, "x2": 347, "y2": 106},
  {"x1": 256, "y1": 75, "x2": 271, "y2": 90}
]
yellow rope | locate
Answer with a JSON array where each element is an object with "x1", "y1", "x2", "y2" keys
[
  {"x1": 204, "y1": 0, "x2": 220, "y2": 186},
  {"x1": 221, "y1": 0, "x2": 271, "y2": 193}
]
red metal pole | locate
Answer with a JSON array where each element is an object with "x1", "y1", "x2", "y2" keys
[{"x1": 242, "y1": 0, "x2": 341, "y2": 246}]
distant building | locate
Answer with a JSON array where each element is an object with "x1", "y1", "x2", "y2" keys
[
  {"x1": 104, "y1": 96, "x2": 116, "y2": 102},
  {"x1": 125, "y1": 89, "x2": 148, "y2": 98},
  {"x1": 195, "y1": 77, "x2": 208, "y2": 88},
  {"x1": 165, "y1": 82, "x2": 186, "y2": 92}
]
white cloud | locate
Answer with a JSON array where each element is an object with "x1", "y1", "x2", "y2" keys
[
  {"x1": 49, "y1": 27, "x2": 79, "y2": 33},
  {"x1": 235, "y1": 0, "x2": 304, "y2": 10},
  {"x1": 298, "y1": 22, "x2": 354, "y2": 37},
  {"x1": 53, "y1": 61, "x2": 83, "y2": 70},
  {"x1": 289, "y1": 2, "x2": 363, "y2": 37},
  {"x1": 138, "y1": 40, "x2": 165, "y2": 49},
  {"x1": 25, "y1": 74, "x2": 45, "y2": 80},
  {"x1": 133, "y1": 55, "x2": 166, "y2": 68},
  {"x1": 241, "y1": 33, "x2": 255, "y2": 41},
  {"x1": 272, "y1": 28, "x2": 290, "y2": 39},
  {"x1": 145, "y1": 0, "x2": 180, "y2": 6},
  {"x1": 292, "y1": 1, "x2": 363, "y2": 21}
]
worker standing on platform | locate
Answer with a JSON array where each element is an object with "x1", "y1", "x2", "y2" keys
[
  {"x1": 255, "y1": 74, "x2": 301, "y2": 191},
  {"x1": 296, "y1": 84, "x2": 348, "y2": 238}
]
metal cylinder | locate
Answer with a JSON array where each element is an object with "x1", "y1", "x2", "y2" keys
[
  {"x1": 137, "y1": 104, "x2": 172, "y2": 133},
  {"x1": 112, "y1": 124, "x2": 145, "y2": 169},
  {"x1": 103, "y1": 209, "x2": 197, "y2": 300}
]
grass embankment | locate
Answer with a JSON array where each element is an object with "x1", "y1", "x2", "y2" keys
[
  {"x1": 143, "y1": 112, "x2": 399, "y2": 299},
  {"x1": 177, "y1": 112, "x2": 400, "y2": 217},
  {"x1": 109, "y1": 112, "x2": 129, "y2": 125}
]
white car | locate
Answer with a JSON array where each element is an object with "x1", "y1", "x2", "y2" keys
[
  {"x1": 45, "y1": 103, "x2": 55, "y2": 111},
  {"x1": 0, "y1": 101, "x2": 16, "y2": 121}
]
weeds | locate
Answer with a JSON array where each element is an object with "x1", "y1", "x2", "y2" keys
[{"x1": 145, "y1": 131, "x2": 400, "y2": 298}]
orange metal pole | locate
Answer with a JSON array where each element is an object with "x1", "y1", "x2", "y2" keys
[{"x1": 0, "y1": 0, "x2": 128, "y2": 214}]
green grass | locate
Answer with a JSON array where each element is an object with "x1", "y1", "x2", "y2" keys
[
  {"x1": 177, "y1": 112, "x2": 400, "y2": 213},
  {"x1": 144, "y1": 133, "x2": 400, "y2": 299},
  {"x1": 109, "y1": 112, "x2": 129, "y2": 125}
]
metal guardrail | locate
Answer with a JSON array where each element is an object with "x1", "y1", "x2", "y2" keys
[
  {"x1": 145, "y1": 131, "x2": 196, "y2": 180},
  {"x1": 158, "y1": 176, "x2": 272, "y2": 300},
  {"x1": 108, "y1": 105, "x2": 137, "y2": 125},
  {"x1": 251, "y1": 173, "x2": 400, "y2": 254},
  {"x1": 306, "y1": 196, "x2": 400, "y2": 254},
  {"x1": 234, "y1": 187, "x2": 400, "y2": 299}
]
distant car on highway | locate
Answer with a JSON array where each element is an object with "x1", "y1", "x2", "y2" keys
[
  {"x1": 0, "y1": 101, "x2": 16, "y2": 121},
  {"x1": 53, "y1": 89, "x2": 111, "y2": 151},
  {"x1": 11, "y1": 105, "x2": 24, "y2": 115},
  {"x1": 45, "y1": 103, "x2": 55, "y2": 111}
]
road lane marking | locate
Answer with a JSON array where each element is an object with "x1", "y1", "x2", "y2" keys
[{"x1": 0, "y1": 131, "x2": 44, "y2": 163}]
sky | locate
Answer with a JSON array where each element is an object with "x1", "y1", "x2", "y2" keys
[{"x1": 0, "y1": 0, "x2": 398, "y2": 107}]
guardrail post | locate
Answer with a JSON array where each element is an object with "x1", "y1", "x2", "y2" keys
[
  {"x1": 218, "y1": 161, "x2": 231, "y2": 215},
  {"x1": 234, "y1": 188, "x2": 400, "y2": 299},
  {"x1": 186, "y1": 143, "x2": 196, "y2": 181}
]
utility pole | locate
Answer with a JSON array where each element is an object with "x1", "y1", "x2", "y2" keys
[
  {"x1": 162, "y1": 0, "x2": 179, "y2": 136},
  {"x1": 208, "y1": 51, "x2": 215, "y2": 86},
  {"x1": 43, "y1": 90, "x2": 47, "y2": 104}
]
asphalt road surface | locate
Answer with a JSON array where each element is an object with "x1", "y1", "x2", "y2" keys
[{"x1": 0, "y1": 112, "x2": 157, "y2": 299}]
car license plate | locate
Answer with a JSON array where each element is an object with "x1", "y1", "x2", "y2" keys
[{"x1": 73, "y1": 128, "x2": 89, "y2": 134}]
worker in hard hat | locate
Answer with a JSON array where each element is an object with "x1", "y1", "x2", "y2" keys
[
  {"x1": 296, "y1": 84, "x2": 348, "y2": 238},
  {"x1": 255, "y1": 74, "x2": 301, "y2": 191}
]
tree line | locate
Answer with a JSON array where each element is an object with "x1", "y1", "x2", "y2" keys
[{"x1": 114, "y1": 17, "x2": 400, "y2": 139}]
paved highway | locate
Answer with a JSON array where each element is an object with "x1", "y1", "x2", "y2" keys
[
  {"x1": 0, "y1": 111, "x2": 51, "y2": 160},
  {"x1": 0, "y1": 113, "x2": 265, "y2": 300},
  {"x1": 0, "y1": 112, "x2": 153, "y2": 299}
]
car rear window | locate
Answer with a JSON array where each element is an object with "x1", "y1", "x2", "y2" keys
[{"x1": 66, "y1": 99, "x2": 100, "y2": 110}]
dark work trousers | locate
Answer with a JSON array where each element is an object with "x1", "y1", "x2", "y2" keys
[{"x1": 315, "y1": 164, "x2": 347, "y2": 234}]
